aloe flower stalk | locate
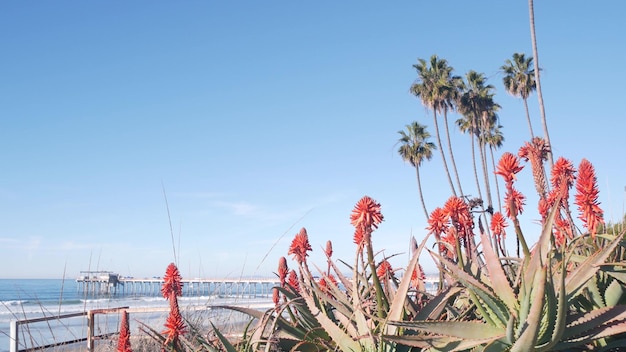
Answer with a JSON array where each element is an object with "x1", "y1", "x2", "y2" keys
[
  {"x1": 350, "y1": 195, "x2": 388, "y2": 316},
  {"x1": 161, "y1": 263, "x2": 185, "y2": 350},
  {"x1": 117, "y1": 310, "x2": 132, "y2": 352},
  {"x1": 519, "y1": 137, "x2": 550, "y2": 199},
  {"x1": 287, "y1": 269, "x2": 300, "y2": 293},
  {"x1": 288, "y1": 228, "x2": 312, "y2": 265},
  {"x1": 163, "y1": 291, "x2": 186, "y2": 349},
  {"x1": 325, "y1": 240, "x2": 333, "y2": 276},
  {"x1": 575, "y1": 159, "x2": 604, "y2": 237},
  {"x1": 277, "y1": 256, "x2": 288, "y2": 287},
  {"x1": 496, "y1": 152, "x2": 529, "y2": 257}
]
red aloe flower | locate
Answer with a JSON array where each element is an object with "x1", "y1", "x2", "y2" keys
[
  {"x1": 161, "y1": 263, "x2": 183, "y2": 299},
  {"x1": 575, "y1": 159, "x2": 604, "y2": 237},
  {"x1": 272, "y1": 287, "x2": 280, "y2": 307},
  {"x1": 551, "y1": 157, "x2": 576, "y2": 192},
  {"x1": 519, "y1": 137, "x2": 550, "y2": 198},
  {"x1": 490, "y1": 212, "x2": 508, "y2": 239},
  {"x1": 353, "y1": 226, "x2": 365, "y2": 247},
  {"x1": 443, "y1": 196, "x2": 473, "y2": 238},
  {"x1": 117, "y1": 310, "x2": 132, "y2": 352},
  {"x1": 439, "y1": 227, "x2": 458, "y2": 259},
  {"x1": 288, "y1": 228, "x2": 312, "y2": 264},
  {"x1": 504, "y1": 187, "x2": 526, "y2": 219},
  {"x1": 287, "y1": 269, "x2": 300, "y2": 293},
  {"x1": 163, "y1": 292, "x2": 186, "y2": 347},
  {"x1": 277, "y1": 257, "x2": 288, "y2": 287},
  {"x1": 325, "y1": 240, "x2": 333, "y2": 258},
  {"x1": 410, "y1": 264, "x2": 426, "y2": 289},
  {"x1": 350, "y1": 196, "x2": 384, "y2": 230},
  {"x1": 376, "y1": 259, "x2": 393, "y2": 280},
  {"x1": 554, "y1": 216, "x2": 573, "y2": 247},
  {"x1": 318, "y1": 274, "x2": 338, "y2": 295},
  {"x1": 427, "y1": 207, "x2": 449, "y2": 236},
  {"x1": 496, "y1": 152, "x2": 524, "y2": 184}
]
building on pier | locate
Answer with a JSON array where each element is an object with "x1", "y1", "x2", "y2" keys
[{"x1": 76, "y1": 271, "x2": 280, "y2": 298}]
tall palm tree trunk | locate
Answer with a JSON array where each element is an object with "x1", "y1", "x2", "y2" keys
[
  {"x1": 470, "y1": 126, "x2": 483, "y2": 202},
  {"x1": 529, "y1": 0, "x2": 553, "y2": 168},
  {"x1": 522, "y1": 97, "x2": 535, "y2": 139},
  {"x1": 415, "y1": 167, "x2": 429, "y2": 219},
  {"x1": 489, "y1": 145, "x2": 503, "y2": 212},
  {"x1": 443, "y1": 109, "x2": 463, "y2": 196},
  {"x1": 433, "y1": 110, "x2": 457, "y2": 196}
]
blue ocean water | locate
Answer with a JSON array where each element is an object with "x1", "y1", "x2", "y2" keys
[{"x1": 0, "y1": 278, "x2": 273, "y2": 352}]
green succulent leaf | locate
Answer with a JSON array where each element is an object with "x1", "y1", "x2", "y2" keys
[
  {"x1": 479, "y1": 229, "x2": 518, "y2": 312},
  {"x1": 386, "y1": 234, "x2": 430, "y2": 335},
  {"x1": 388, "y1": 320, "x2": 504, "y2": 340},
  {"x1": 565, "y1": 233, "x2": 624, "y2": 300}
]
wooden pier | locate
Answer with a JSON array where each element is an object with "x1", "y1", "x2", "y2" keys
[{"x1": 76, "y1": 271, "x2": 280, "y2": 297}]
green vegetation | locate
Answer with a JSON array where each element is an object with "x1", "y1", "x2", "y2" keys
[{"x1": 111, "y1": 3, "x2": 626, "y2": 351}]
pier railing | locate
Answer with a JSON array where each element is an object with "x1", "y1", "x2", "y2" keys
[
  {"x1": 9, "y1": 305, "x2": 225, "y2": 352},
  {"x1": 10, "y1": 307, "x2": 125, "y2": 352}
]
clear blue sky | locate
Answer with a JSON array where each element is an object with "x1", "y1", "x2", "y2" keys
[{"x1": 1, "y1": 2, "x2": 625, "y2": 279}]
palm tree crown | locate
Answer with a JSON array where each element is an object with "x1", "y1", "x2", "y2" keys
[
  {"x1": 501, "y1": 53, "x2": 536, "y2": 101},
  {"x1": 410, "y1": 55, "x2": 463, "y2": 196},
  {"x1": 397, "y1": 121, "x2": 436, "y2": 219},
  {"x1": 502, "y1": 52, "x2": 537, "y2": 139}
]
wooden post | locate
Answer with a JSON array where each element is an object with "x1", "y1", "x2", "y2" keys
[
  {"x1": 87, "y1": 310, "x2": 95, "y2": 352},
  {"x1": 9, "y1": 320, "x2": 18, "y2": 352}
]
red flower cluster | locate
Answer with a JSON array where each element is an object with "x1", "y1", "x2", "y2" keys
[
  {"x1": 504, "y1": 188, "x2": 526, "y2": 219},
  {"x1": 272, "y1": 287, "x2": 280, "y2": 307},
  {"x1": 161, "y1": 263, "x2": 182, "y2": 299},
  {"x1": 376, "y1": 259, "x2": 393, "y2": 280},
  {"x1": 288, "y1": 228, "x2": 312, "y2": 264},
  {"x1": 350, "y1": 196, "x2": 384, "y2": 230},
  {"x1": 287, "y1": 270, "x2": 300, "y2": 293},
  {"x1": 490, "y1": 212, "x2": 508, "y2": 240},
  {"x1": 443, "y1": 197, "x2": 473, "y2": 238},
  {"x1": 496, "y1": 152, "x2": 524, "y2": 184},
  {"x1": 575, "y1": 159, "x2": 604, "y2": 237},
  {"x1": 278, "y1": 257, "x2": 288, "y2": 287},
  {"x1": 353, "y1": 226, "x2": 365, "y2": 247},
  {"x1": 427, "y1": 207, "x2": 449, "y2": 236},
  {"x1": 325, "y1": 240, "x2": 333, "y2": 258},
  {"x1": 117, "y1": 310, "x2": 132, "y2": 352},
  {"x1": 410, "y1": 264, "x2": 426, "y2": 289},
  {"x1": 318, "y1": 274, "x2": 338, "y2": 295},
  {"x1": 161, "y1": 263, "x2": 186, "y2": 348},
  {"x1": 163, "y1": 293, "x2": 186, "y2": 346}
]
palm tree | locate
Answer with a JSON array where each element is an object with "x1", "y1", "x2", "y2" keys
[
  {"x1": 397, "y1": 121, "x2": 437, "y2": 219},
  {"x1": 502, "y1": 53, "x2": 536, "y2": 139},
  {"x1": 410, "y1": 55, "x2": 463, "y2": 197},
  {"x1": 457, "y1": 70, "x2": 499, "y2": 209},
  {"x1": 528, "y1": 0, "x2": 554, "y2": 167}
]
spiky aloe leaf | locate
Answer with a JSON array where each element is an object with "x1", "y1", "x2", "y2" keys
[
  {"x1": 479, "y1": 229, "x2": 518, "y2": 312},
  {"x1": 209, "y1": 322, "x2": 238, "y2": 352},
  {"x1": 510, "y1": 263, "x2": 547, "y2": 352},
  {"x1": 561, "y1": 305, "x2": 626, "y2": 341},
  {"x1": 385, "y1": 334, "x2": 504, "y2": 351},
  {"x1": 605, "y1": 279, "x2": 624, "y2": 307},
  {"x1": 431, "y1": 250, "x2": 509, "y2": 327},
  {"x1": 536, "y1": 256, "x2": 568, "y2": 352},
  {"x1": 386, "y1": 234, "x2": 430, "y2": 335},
  {"x1": 522, "y1": 202, "x2": 558, "y2": 292},
  {"x1": 605, "y1": 269, "x2": 626, "y2": 285},
  {"x1": 414, "y1": 285, "x2": 463, "y2": 321},
  {"x1": 388, "y1": 320, "x2": 504, "y2": 341},
  {"x1": 299, "y1": 271, "x2": 365, "y2": 351},
  {"x1": 565, "y1": 233, "x2": 624, "y2": 300}
]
